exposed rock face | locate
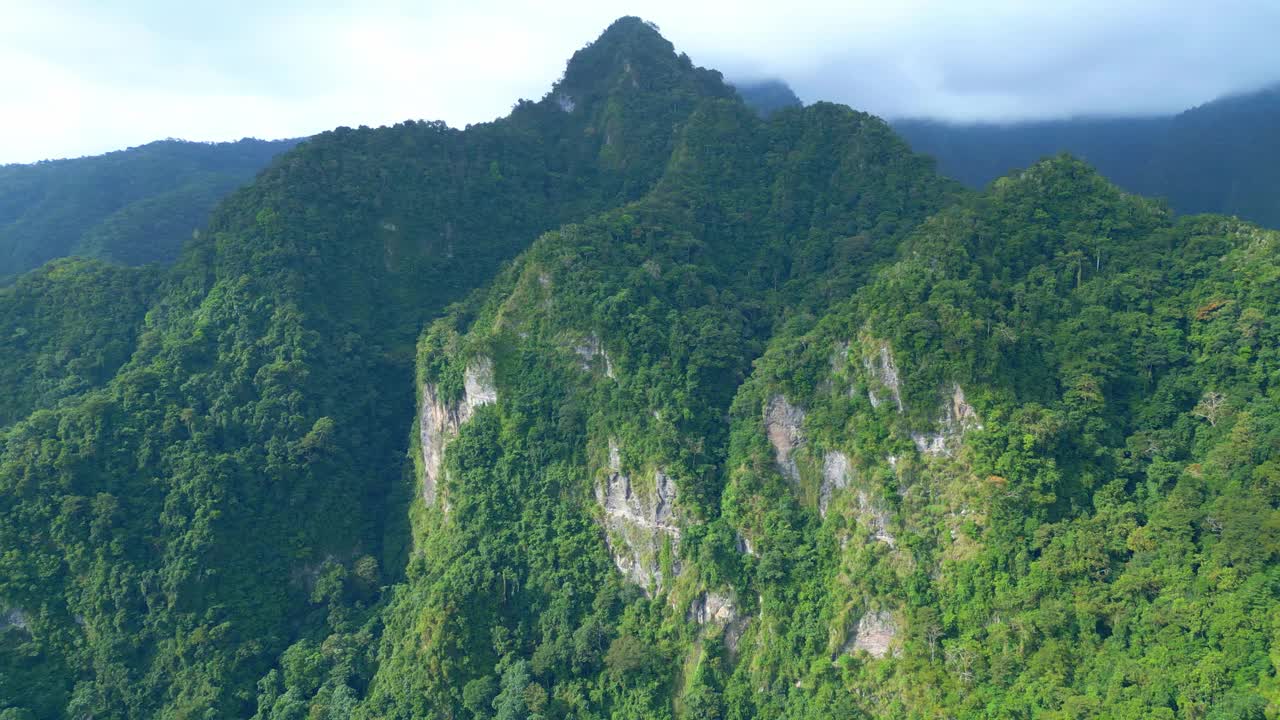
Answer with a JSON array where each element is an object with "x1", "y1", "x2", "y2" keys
[
  {"x1": 689, "y1": 590, "x2": 748, "y2": 652},
  {"x1": 819, "y1": 451, "x2": 851, "y2": 518},
  {"x1": 844, "y1": 610, "x2": 898, "y2": 658},
  {"x1": 765, "y1": 395, "x2": 806, "y2": 482},
  {"x1": 856, "y1": 491, "x2": 896, "y2": 547},
  {"x1": 596, "y1": 440, "x2": 681, "y2": 593},
  {"x1": 464, "y1": 359, "x2": 498, "y2": 406},
  {"x1": 822, "y1": 451, "x2": 894, "y2": 545},
  {"x1": 690, "y1": 591, "x2": 737, "y2": 626},
  {"x1": 911, "y1": 384, "x2": 980, "y2": 457},
  {"x1": 573, "y1": 334, "x2": 615, "y2": 378},
  {"x1": 419, "y1": 357, "x2": 498, "y2": 506},
  {"x1": 864, "y1": 343, "x2": 904, "y2": 412}
]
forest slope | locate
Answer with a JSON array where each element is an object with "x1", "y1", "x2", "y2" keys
[
  {"x1": 2, "y1": 17, "x2": 1277, "y2": 720},
  {"x1": 0, "y1": 138, "x2": 298, "y2": 279}
]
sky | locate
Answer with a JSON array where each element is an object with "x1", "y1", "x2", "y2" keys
[{"x1": 3, "y1": 0, "x2": 1278, "y2": 164}]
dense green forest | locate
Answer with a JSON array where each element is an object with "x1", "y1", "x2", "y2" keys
[
  {"x1": 2, "y1": 17, "x2": 1278, "y2": 720},
  {"x1": 894, "y1": 84, "x2": 1280, "y2": 228},
  {"x1": 0, "y1": 138, "x2": 298, "y2": 280}
]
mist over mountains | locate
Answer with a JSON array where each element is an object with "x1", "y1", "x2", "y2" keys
[
  {"x1": 894, "y1": 83, "x2": 1280, "y2": 228},
  {"x1": 730, "y1": 78, "x2": 1280, "y2": 229}
]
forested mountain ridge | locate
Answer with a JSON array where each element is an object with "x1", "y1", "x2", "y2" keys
[
  {"x1": 354, "y1": 94, "x2": 955, "y2": 719},
  {"x1": 894, "y1": 83, "x2": 1280, "y2": 228},
  {"x1": 0, "y1": 17, "x2": 787, "y2": 718},
  {"x1": 3, "y1": 17, "x2": 1279, "y2": 720},
  {"x1": 0, "y1": 137, "x2": 298, "y2": 280},
  {"x1": 721, "y1": 158, "x2": 1280, "y2": 717}
]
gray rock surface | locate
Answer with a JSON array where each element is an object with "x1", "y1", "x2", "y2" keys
[
  {"x1": 596, "y1": 440, "x2": 681, "y2": 593},
  {"x1": 765, "y1": 395, "x2": 806, "y2": 482},
  {"x1": 864, "y1": 343, "x2": 904, "y2": 412},
  {"x1": 911, "y1": 384, "x2": 980, "y2": 457},
  {"x1": 844, "y1": 609, "x2": 898, "y2": 658},
  {"x1": 819, "y1": 451, "x2": 851, "y2": 517},
  {"x1": 420, "y1": 357, "x2": 498, "y2": 506}
]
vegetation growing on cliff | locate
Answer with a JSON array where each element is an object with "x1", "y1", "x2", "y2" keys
[{"x1": 1, "y1": 18, "x2": 1277, "y2": 720}]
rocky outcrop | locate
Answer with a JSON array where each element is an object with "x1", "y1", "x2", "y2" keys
[
  {"x1": 843, "y1": 609, "x2": 898, "y2": 659},
  {"x1": 419, "y1": 357, "x2": 498, "y2": 506},
  {"x1": 819, "y1": 451, "x2": 851, "y2": 518},
  {"x1": 689, "y1": 590, "x2": 748, "y2": 652},
  {"x1": 689, "y1": 591, "x2": 737, "y2": 626},
  {"x1": 863, "y1": 343, "x2": 904, "y2": 412},
  {"x1": 855, "y1": 491, "x2": 896, "y2": 547},
  {"x1": 822, "y1": 451, "x2": 894, "y2": 545},
  {"x1": 596, "y1": 440, "x2": 681, "y2": 593},
  {"x1": 765, "y1": 395, "x2": 805, "y2": 482},
  {"x1": 573, "y1": 334, "x2": 615, "y2": 378},
  {"x1": 911, "y1": 384, "x2": 980, "y2": 457}
]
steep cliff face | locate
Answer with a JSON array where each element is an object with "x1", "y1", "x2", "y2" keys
[
  {"x1": 418, "y1": 358, "x2": 497, "y2": 506},
  {"x1": 689, "y1": 589, "x2": 748, "y2": 652},
  {"x1": 819, "y1": 450, "x2": 850, "y2": 517},
  {"x1": 862, "y1": 341, "x2": 904, "y2": 412},
  {"x1": 843, "y1": 609, "x2": 898, "y2": 659},
  {"x1": 910, "y1": 384, "x2": 980, "y2": 457},
  {"x1": 765, "y1": 395, "x2": 806, "y2": 483},
  {"x1": 596, "y1": 440, "x2": 681, "y2": 593}
]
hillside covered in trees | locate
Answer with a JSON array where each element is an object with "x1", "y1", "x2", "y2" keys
[
  {"x1": 894, "y1": 84, "x2": 1280, "y2": 228},
  {"x1": 2, "y1": 18, "x2": 1278, "y2": 720},
  {"x1": 0, "y1": 137, "x2": 298, "y2": 280}
]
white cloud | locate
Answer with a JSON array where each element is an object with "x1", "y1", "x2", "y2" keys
[{"x1": 2, "y1": 0, "x2": 1277, "y2": 162}]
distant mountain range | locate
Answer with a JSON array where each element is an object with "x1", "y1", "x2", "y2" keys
[
  {"x1": 0, "y1": 138, "x2": 299, "y2": 280},
  {"x1": 892, "y1": 84, "x2": 1280, "y2": 228},
  {"x1": 2, "y1": 77, "x2": 1273, "y2": 289},
  {"x1": 732, "y1": 79, "x2": 1280, "y2": 229}
]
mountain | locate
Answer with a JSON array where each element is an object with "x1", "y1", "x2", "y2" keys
[
  {"x1": 734, "y1": 79, "x2": 803, "y2": 117},
  {"x1": 361, "y1": 93, "x2": 954, "y2": 720},
  {"x1": 721, "y1": 158, "x2": 1280, "y2": 717},
  {"x1": 894, "y1": 84, "x2": 1280, "y2": 228},
  {"x1": 3, "y1": 17, "x2": 1279, "y2": 720},
  {"x1": 892, "y1": 116, "x2": 1171, "y2": 191},
  {"x1": 0, "y1": 138, "x2": 299, "y2": 279},
  {"x1": 0, "y1": 17, "x2": 771, "y2": 718}
]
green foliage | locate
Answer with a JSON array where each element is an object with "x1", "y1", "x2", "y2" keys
[
  {"x1": 3, "y1": 17, "x2": 1277, "y2": 720},
  {"x1": 0, "y1": 16, "x2": 760, "y2": 719},
  {"x1": 0, "y1": 257, "x2": 159, "y2": 425},
  {"x1": 896, "y1": 84, "x2": 1280, "y2": 229},
  {"x1": 0, "y1": 138, "x2": 297, "y2": 278},
  {"x1": 714, "y1": 157, "x2": 1280, "y2": 718},
  {"x1": 358, "y1": 44, "x2": 952, "y2": 719}
]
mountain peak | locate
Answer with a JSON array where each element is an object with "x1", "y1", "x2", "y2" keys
[{"x1": 554, "y1": 16, "x2": 726, "y2": 101}]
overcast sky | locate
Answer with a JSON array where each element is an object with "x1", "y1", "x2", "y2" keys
[{"x1": 3, "y1": 0, "x2": 1277, "y2": 163}]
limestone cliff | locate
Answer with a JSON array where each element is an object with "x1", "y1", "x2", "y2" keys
[
  {"x1": 595, "y1": 440, "x2": 681, "y2": 593},
  {"x1": 418, "y1": 357, "x2": 497, "y2": 506}
]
